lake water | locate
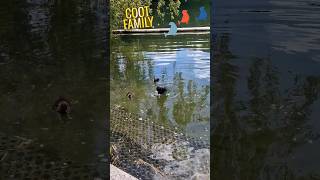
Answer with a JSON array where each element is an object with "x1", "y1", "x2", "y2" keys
[
  {"x1": 213, "y1": 0, "x2": 320, "y2": 179},
  {"x1": 0, "y1": 0, "x2": 107, "y2": 178},
  {"x1": 111, "y1": 34, "x2": 210, "y2": 141},
  {"x1": 110, "y1": 33, "x2": 210, "y2": 179},
  {"x1": 111, "y1": 0, "x2": 211, "y2": 141},
  {"x1": 110, "y1": 1, "x2": 211, "y2": 179}
]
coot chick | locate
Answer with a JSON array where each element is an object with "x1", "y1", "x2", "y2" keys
[
  {"x1": 156, "y1": 86, "x2": 167, "y2": 95},
  {"x1": 126, "y1": 92, "x2": 133, "y2": 100},
  {"x1": 53, "y1": 97, "x2": 71, "y2": 119},
  {"x1": 153, "y1": 77, "x2": 160, "y2": 83}
]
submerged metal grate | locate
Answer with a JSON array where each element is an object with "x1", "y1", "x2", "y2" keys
[
  {"x1": 110, "y1": 105, "x2": 210, "y2": 180},
  {"x1": 0, "y1": 133, "x2": 105, "y2": 180}
]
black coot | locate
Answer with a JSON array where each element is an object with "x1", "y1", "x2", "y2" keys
[
  {"x1": 154, "y1": 77, "x2": 160, "y2": 83},
  {"x1": 156, "y1": 86, "x2": 167, "y2": 95}
]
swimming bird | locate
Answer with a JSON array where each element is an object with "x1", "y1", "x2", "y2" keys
[
  {"x1": 156, "y1": 86, "x2": 167, "y2": 95},
  {"x1": 165, "y1": 22, "x2": 177, "y2": 37},
  {"x1": 126, "y1": 92, "x2": 133, "y2": 100},
  {"x1": 53, "y1": 97, "x2": 72, "y2": 119},
  {"x1": 196, "y1": 6, "x2": 207, "y2": 21},
  {"x1": 154, "y1": 77, "x2": 160, "y2": 83}
]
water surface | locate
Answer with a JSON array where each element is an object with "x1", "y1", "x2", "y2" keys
[
  {"x1": 214, "y1": 0, "x2": 320, "y2": 179},
  {"x1": 0, "y1": 0, "x2": 107, "y2": 177},
  {"x1": 111, "y1": 34, "x2": 210, "y2": 141}
]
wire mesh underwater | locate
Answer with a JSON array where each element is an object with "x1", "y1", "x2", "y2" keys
[
  {"x1": 111, "y1": 105, "x2": 210, "y2": 180},
  {"x1": 0, "y1": 133, "x2": 106, "y2": 180}
]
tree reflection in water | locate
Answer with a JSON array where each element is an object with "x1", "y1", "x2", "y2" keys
[
  {"x1": 111, "y1": 35, "x2": 210, "y2": 135},
  {"x1": 213, "y1": 34, "x2": 320, "y2": 179}
]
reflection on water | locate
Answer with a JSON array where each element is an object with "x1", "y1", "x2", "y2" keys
[
  {"x1": 214, "y1": 0, "x2": 320, "y2": 179},
  {"x1": 269, "y1": 0, "x2": 320, "y2": 55},
  {"x1": 0, "y1": 0, "x2": 106, "y2": 177},
  {"x1": 111, "y1": 34, "x2": 210, "y2": 141}
]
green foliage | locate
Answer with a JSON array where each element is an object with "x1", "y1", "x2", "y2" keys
[
  {"x1": 157, "y1": 0, "x2": 181, "y2": 22},
  {"x1": 168, "y1": 0, "x2": 181, "y2": 20},
  {"x1": 156, "y1": 0, "x2": 166, "y2": 20}
]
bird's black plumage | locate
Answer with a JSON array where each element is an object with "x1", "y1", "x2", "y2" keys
[
  {"x1": 156, "y1": 86, "x2": 167, "y2": 95},
  {"x1": 154, "y1": 77, "x2": 160, "y2": 83}
]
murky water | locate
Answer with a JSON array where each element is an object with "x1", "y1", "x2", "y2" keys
[
  {"x1": 214, "y1": 0, "x2": 320, "y2": 179},
  {"x1": 0, "y1": 0, "x2": 107, "y2": 177}
]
